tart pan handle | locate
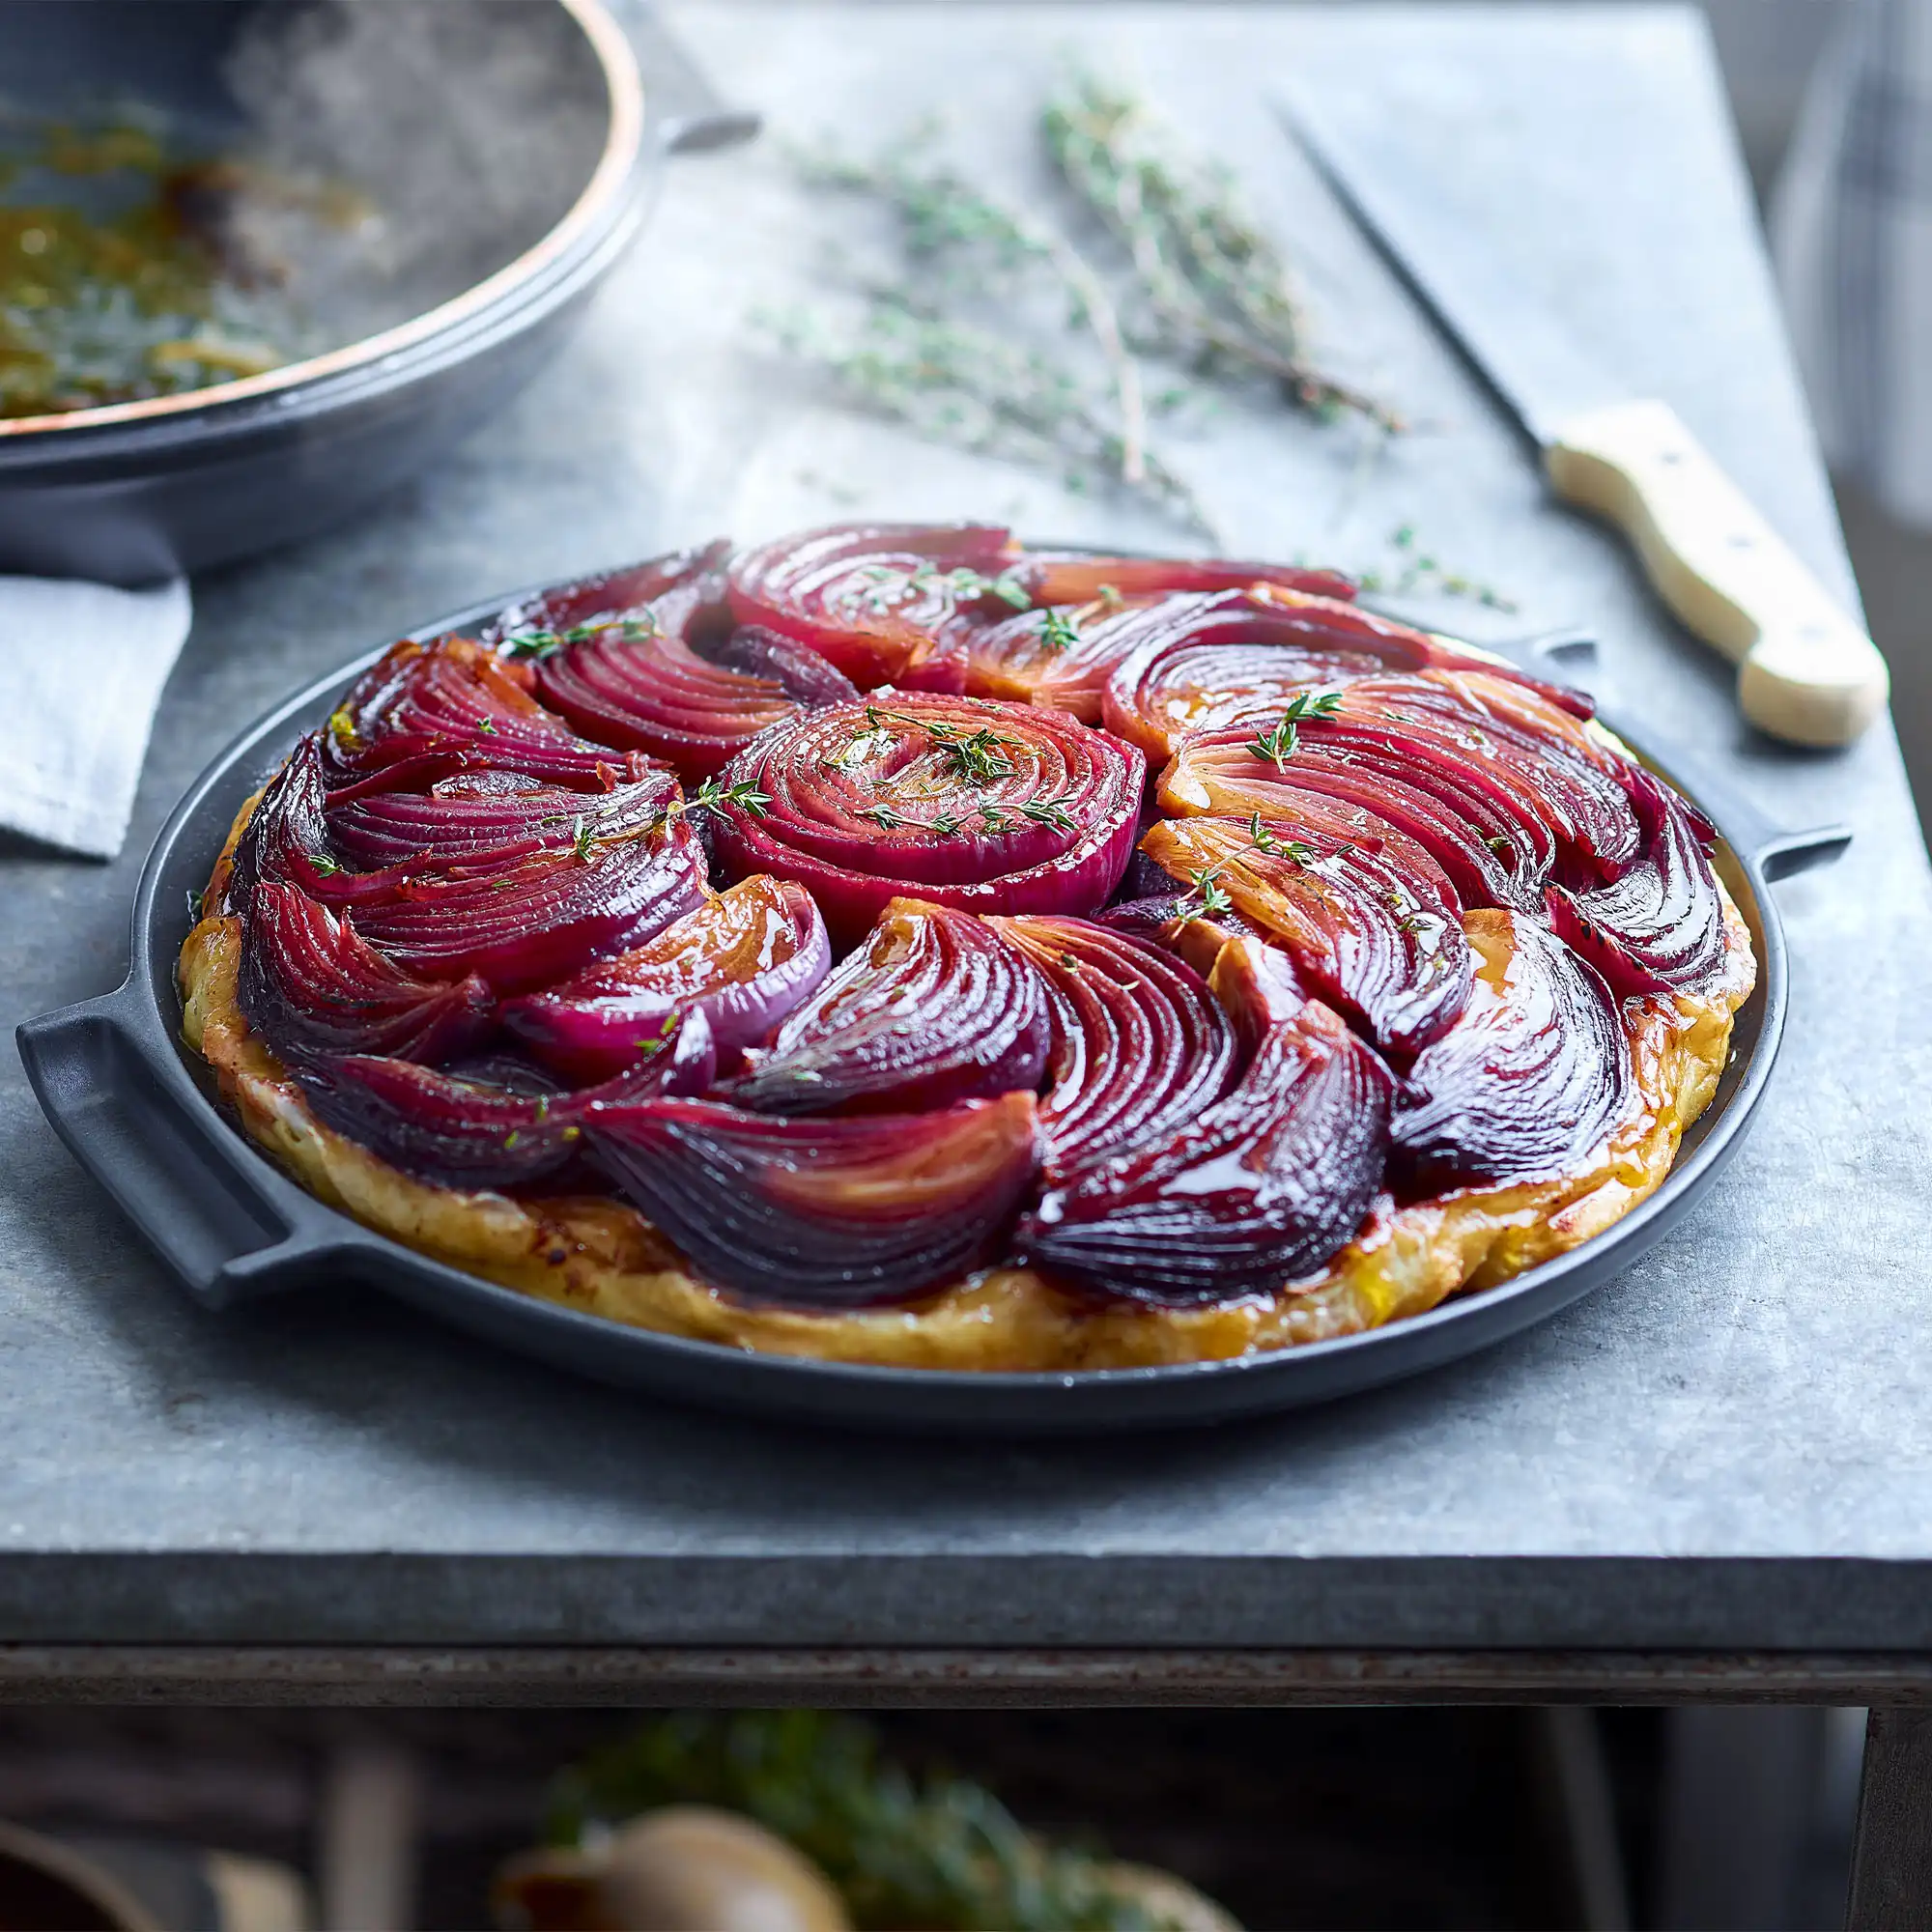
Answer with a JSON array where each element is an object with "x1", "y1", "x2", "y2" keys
[
  {"x1": 16, "y1": 981, "x2": 371, "y2": 1310},
  {"x1": 1509, "y1": 629, "x2": 1854, "y2": 881}
]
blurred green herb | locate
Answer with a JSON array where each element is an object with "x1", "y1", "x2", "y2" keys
[
  {"x1": 544, "y1": 1709, "x2": 1179, "y2": 1931},
  {"x1": 1043, "y1": 74, "x2": 1399, "y2": 430}
]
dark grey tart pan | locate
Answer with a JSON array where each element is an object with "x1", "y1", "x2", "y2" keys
[{"x1": 17, "y1": 598, "x2": 1849, "y2": 1435}]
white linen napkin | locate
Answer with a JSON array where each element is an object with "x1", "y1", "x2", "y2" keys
[{"x1": 0, "y1": 576, "x2": 193, "y2": 859}]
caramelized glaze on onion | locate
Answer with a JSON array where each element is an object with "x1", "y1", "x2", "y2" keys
[
  {"x1": 1141, "y1": 814, "x2": 1472, "y2": 1058},
  {"x1": 502, "y1": 876, "x2": 831, "y2": 1084},
  {"x1": 1018, "y1": 986, "x2": 1391, "y2": 1306},
  {"x1": 1392, "y1": 911, "x2": 1634, "y2": 1194}
]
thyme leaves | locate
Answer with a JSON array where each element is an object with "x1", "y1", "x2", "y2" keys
[{"x1": 1244, "y1": 690, "x2": 1343, "y2": 769}]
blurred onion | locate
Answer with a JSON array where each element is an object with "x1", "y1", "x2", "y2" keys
[{"x1": 727, "y1": 523, "x2": 1021, "y2": 690}]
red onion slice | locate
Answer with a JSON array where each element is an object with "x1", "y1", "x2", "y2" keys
[
  {"x1": 1161, "y1": 725, "x2": 1543, "y2": 913},
  {"x1": 991, "y1": 915, "x2": 1240, "y2": 1174},
  {"x1": 351, "y1": 818, "x2": 707, "y2": 994},
  {"x1": 729, "y1": 899, "x2": 1049, "y2": 1115},
  {"x1": 709, "y1": 694, "x2": 1144, "y2": 942},
  {"x1": 298, "y1": 1017, "x2": 712, "y2": 1192},
  {"x1": 1016, "y1": 994, "x2": 1391, "y2": 1306},
  {"x1": 326, "y1": 770, "x2": 679, "y2": 878},
  {"x1": 479, "y1": 541, "x2": 731, "y2": 644},
  {"x1": 530, "y1": 620, "x2": 853, "y2": 781},
  {"x1": 1141, "y1": 815, "x2": 1472, "y2": 1058},
  {"x1": 586, "y1": 1092, "x2": 1041, "y2": 1305},
  {"x1": 963, "y1": 595, "x2": 1163, "y2": 722},
  {"x1": 726, "y1": 523, "x2": 1023, "y2": 690},
  {"x1": 322, "y1": 638, "x2": 657, "y2": 798},
  {"x1": 502, "y1": 876, "x2": 832, "y2": 1084},
  {"x1": 1545, "y1": 766, "x2": 1726, "y2": 996},
  {"x1": 1022, "y1": 554, "x2": 1359, "y2": 606},
  {"x1": 1100, "y1": 591, "x2": 1406, "y2": 760},
  {"x1": 1392, "y1": 912, "x2": 1634, "y2": 1195},
  {"x1": 238, "y1": 881, "x2": 495, "y2": 1065}
]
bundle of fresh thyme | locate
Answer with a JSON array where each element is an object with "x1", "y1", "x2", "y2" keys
[{"x1": 771, "y1": 75, "x2": 1396, "y2": 535}]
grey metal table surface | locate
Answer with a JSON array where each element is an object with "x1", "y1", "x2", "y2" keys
[{"x1": 3, "y1": 2, "x2": 1931, "y2": 1712}]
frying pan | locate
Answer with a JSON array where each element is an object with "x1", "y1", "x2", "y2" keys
[
  {"x1": 0, "y1": 0, "x2": 754, "y2": 583},
  {"x1": 15, "y1": 582, "x2": 1850, "y2": 1435}
]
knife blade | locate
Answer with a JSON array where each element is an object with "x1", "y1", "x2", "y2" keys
[{"x1": 1278, "y1": 91, "x2": 1889, "y2": 750}]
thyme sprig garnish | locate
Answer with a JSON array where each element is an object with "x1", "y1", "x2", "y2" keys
[
  {"x1": 1245, "y1": 690, "x2": 1344, "y2": 769},
  {"x1": 635, "y1": 777, "x2": 774, "y2": 844},
  {"x1": 1017, "y1": 792, "x2": 1081, "y2": 832},
  {"x1": 861, "y1": 560, "x2": 1032, "y2": 611},
  {"x1": 503, "y1": 617, "x2": 656, "y2": 662},
  {"x1": 1175, "y1": 864, "x2": 1235, "y2": 926},
  {"x1": 862, "y1": 704, "x2": 1024, "y2": 786},
  {"x1": 1037, "y1": 607, "x2": 1082, "y2": 653},
  {"x1": 1247, "y1": 813, "x2": 1317, "y2": 865},
  {"x1": 1043, "y1": 75, "x2": 1401, "y2": 431}
]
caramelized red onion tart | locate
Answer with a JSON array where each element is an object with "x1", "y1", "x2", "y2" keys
[
  {"x1": 480, "y1": 541, "x2": 730, "y2": 645},
  {"x1": 298, "y1": 1023, "x2": 712, "y2": 1192},
  {"x1": 239, "y1": 880, "x2": 496, "y2": 1066},
  {"x1": 1099, "y1": 588, "x2": 1587, "y2": 762},
  {"x1": 1391, "y1": 912, "x2": 1634, "y2": 1195},
  {"x1": 1018, "y1": 991, "x2": 1392, "y2": 1307},
  {"x1": 962, "y1": 595, "x2": 1162, "y2": 721},
  {"x1": 1020, "y1": 554, "x2": 1358, "y2": 607},
  {"x1": 708, "y1": 692, "x2": 1144, "y2": 942},
  {"x1": 321, "y1": 637, "x2": 658, "y2": 797},
  {"x1": 179, "y1": 526, "x2": 1758, "y2": 1372},
  {"x1": 729, "y1": 899, "x2": 1050, "y2": 1116}
]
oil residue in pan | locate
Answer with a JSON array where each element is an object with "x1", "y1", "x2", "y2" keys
[
  {"x1": 0, "y1": 0, "x2": 613, "y2": 422},
  {"x1": 0, "y1": 113, "x2": 353, "y2": 418}
]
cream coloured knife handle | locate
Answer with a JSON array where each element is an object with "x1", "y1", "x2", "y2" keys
[{"x1": 1545, "y1": 398, "x2": 1888, "y2": 748}]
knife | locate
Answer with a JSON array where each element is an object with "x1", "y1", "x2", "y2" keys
[{"x1": 1278, "y1": 94, "x2": 1889, "y2": 750}]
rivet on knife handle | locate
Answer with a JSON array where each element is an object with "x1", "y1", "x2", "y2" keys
[{"x1": 1545, "y1": 398, "x2": 1889, "y2": 749}]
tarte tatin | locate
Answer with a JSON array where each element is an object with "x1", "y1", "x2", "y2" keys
[{"x1": 180, "y1": 526, "x2": 1754, "y2": 1371}]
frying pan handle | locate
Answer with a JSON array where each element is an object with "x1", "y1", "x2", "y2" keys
[
  {"x1": 618, "y1": 5, "x2": 763, "y2": 155},
  {"x1": 15, "y1": 981, "x2": 367, "y2": 1310}
]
